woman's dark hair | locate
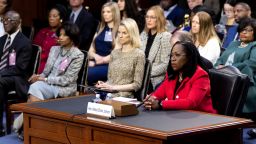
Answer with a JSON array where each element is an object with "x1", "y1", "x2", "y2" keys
[
  {"x1": 226, "y1": 1, "x2": 236, "y2": 7},
  {"x1": 167, "y1": 41, "x2": 209, "y2": 80},
  {"x1": 3, "y1": 0, "x2": 12, "y2": 14},
  {"x1": 49, "y1": 4, "x2": 67, "y2": 22},
  {"x1": 237, "y1": 18, "x2": 256, "y2": 41},
  {"x1": 56, "y1": 22, "x2": 80, "y2": 46},
  {"x1": 120, "y1": 0, "x2": 139, "y2": 19},
  {"x1": 191, "y1": 5, "x2": 216, "y2": 24}
]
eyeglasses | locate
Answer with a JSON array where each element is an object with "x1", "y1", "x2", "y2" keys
[
  {"x1": 145, "y1": 15, "x2": 157, "y2": 20},
  {"x1": 241, "y1": 28, "x2": 253, "y2": 33},
  {"x1": 1, "y1": 18, "x2": 17, "y2": 23}
]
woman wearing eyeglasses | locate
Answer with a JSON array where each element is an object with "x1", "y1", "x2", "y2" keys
[
  {"x1": 140, "y1": 5, "x2": 172, "y2": 93},
  {"x1": 143, "y1": 41, "x2": 216, "y2": 113},
  {"x1": 215, "y1": 18, "x2": 256, "y2": 127}
]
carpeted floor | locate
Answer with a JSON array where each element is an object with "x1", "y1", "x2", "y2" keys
[
  {"x1": 0, "y1": 133, "x2": 23, "y2": 144},
  {"x1": 0, "y1": 113, "x2": 22, "y2": 144}
]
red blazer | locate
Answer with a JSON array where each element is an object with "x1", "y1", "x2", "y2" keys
[
  {"x1": 33, "y1": 27, "x2": 58, "y2": 73},
  {"x1": 153, "y1": 66, "x2": 216, "y2": 113}
]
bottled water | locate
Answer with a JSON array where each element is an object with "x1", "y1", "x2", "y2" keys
[
  {"x1": 93, "y1": 94, "x2": 102, "y2": 103},
  {"x1": 106, "y1": 93, "x2": 112, "y2": 100}
]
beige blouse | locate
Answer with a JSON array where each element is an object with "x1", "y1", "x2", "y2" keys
[{"x1": 107, "y1": 48, "x2": 145, "y2": 98}]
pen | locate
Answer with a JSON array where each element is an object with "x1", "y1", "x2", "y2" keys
[{"x1": 136, "y1": 93, "x2": 152, "y2": 108}]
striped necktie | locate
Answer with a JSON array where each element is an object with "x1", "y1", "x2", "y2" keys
[{"x1": 0, "y1": 36, "x2": 11, "y2": 70}]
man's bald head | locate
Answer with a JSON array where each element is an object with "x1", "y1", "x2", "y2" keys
[
  {"x1": 170, "y1": 31, "x2": 193, "y2": 47},
  {"x1": 234, "y1": 2, "x2": 251, "y2": 22},
  {"x1": 3, "y1": 10, "x2": 21, "y2": 34}
]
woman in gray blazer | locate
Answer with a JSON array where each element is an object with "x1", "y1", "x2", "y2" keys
[
  {"x1": 140, "y1": 5, "x2": 172, "y2": 92},
  {"x1": 13, "y1": 22, "x2": 84, "y2": 133}
]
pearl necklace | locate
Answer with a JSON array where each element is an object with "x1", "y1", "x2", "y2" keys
[{"x1": 239, "y1": 42, "x2": 248, "y2": 48}]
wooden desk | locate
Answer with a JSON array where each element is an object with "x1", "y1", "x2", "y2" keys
[{"x1": 11, "y1": 96, "x2": 253, "y2": 144}]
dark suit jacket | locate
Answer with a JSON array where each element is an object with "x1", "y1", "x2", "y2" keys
[
  {"x1": 74, "y1": 8, "x2": 96, "y2": 51},
  {"x1": 0, "y1": 32, "x2": 32, "y2": 77},
  {"x1": 166, "y1": 5, "x2": 186, "y2": 27},
  {"x1": 0, "y1": 32, "x2": 32, "y2": 98}
]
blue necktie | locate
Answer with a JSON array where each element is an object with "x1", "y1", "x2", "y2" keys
[{"x1": 70, "y1": 13, "x2": 75, "y2": 23}]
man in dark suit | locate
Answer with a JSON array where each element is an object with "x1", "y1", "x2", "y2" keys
[
  {"x1": 0, "y1": 10, "x2": 32, "y2": 136},
  {"x1": 69, "y1": 0, "x2": 96, "y2": 51},
  {"x1": 160, "y1": 0, "x2": 186, "y2": 32}
]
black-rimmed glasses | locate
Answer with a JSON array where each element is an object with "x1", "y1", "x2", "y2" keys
[{"x1": 1, "y1": 18, "x2": 17, "y2": 23}]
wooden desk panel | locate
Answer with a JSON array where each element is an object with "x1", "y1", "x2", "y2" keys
[
  {"x1": 12, "y1": 96, "x2": 253, "y2": 144},
  {"x1": 24, "y1": 114, "x2": 163, "y2": 144}
]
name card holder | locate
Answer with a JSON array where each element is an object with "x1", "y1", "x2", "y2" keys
[
  {"x1": 100, "y1": 100, "x2": 139, "y2": 117},
  {"x1": 87, "y1": 102, "x2": 115, "y2": 119}
]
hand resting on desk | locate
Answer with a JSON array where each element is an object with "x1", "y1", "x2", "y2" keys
[
  {"x1": 95, "y1": 81, "x2": 118, "y2": 93},
  {"x1": 143, "y1": 95, "x2": 161, "y2": 110}
]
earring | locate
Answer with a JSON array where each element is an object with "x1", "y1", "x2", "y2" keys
[{"x1": 60, "y1": 19, "x2": 63, "y2": 23}]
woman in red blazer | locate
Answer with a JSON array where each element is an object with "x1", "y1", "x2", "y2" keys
[{"x1": 144, "y1": 41, "x2": 216, "y2": 113}]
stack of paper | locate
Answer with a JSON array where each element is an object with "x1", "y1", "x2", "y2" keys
[{"x1": 112, "y1": 97, "x2": 141, "y2": 107}]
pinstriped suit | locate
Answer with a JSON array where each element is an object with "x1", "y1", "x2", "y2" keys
[
  {"x1": 40, "y1": 46, "x2": 84, "y2": 97},
  {"x1": 140, "y1": 31, "x2": 172, "y2": 89}
]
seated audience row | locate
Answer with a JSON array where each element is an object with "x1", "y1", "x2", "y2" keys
[
  {"x1": 13, "y1": 21, "x2": 84, "y2": 134},
  {"x1": 140, "y1": 5, "x2": 171, "y2": 92},
  {"x1": 33, "y1": 4, "x2": 67, "y2": 73},
  {"x1": 0, "y1": 11, "x2": 32, "y2": 136},
  {"x1": 88, "y1": 2, "x2": 120, "y2": 85},
  {"x1": 221, "y1": 2, "x2": 251, "y2": 49},
  {"x1": 88, "y1": 4, "x2": 171, "y2": 95},
  {"x1": 215, "y1": 18, "x2": 256, "y2": 116},
  {"x1": 191, "y1": 11, "x2": 220, "y2": 65},
  {"x1": 96, "y1": 18, "x2": 145, "y2": 97},
  {"x1": 1, "y1": 0, "x2": 256, "y2": 139},
  {"x1": 214, "y1": 18, "x2": 256, "y2": 138}
]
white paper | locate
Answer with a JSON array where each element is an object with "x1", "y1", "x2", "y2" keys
[
  {"x1": 112, "y1": 97, "x2": 141, "y2": 106},
  {"x1": 112, "y1": 97, "x2": 137, "y2": 102}
]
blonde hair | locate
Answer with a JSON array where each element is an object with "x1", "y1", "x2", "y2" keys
[
  {"x1": 116, "y1": 18, "x2": 141, "y2": 48},
  {"x1": 191, "y1": 11, "x2": 219, "y2": 46},
  {"x1": 144, "y1": 5, "x2": 167, "y2": 33},
  {"x1": 98, "y1": 2, "x2": 120, "y2": 47}
]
